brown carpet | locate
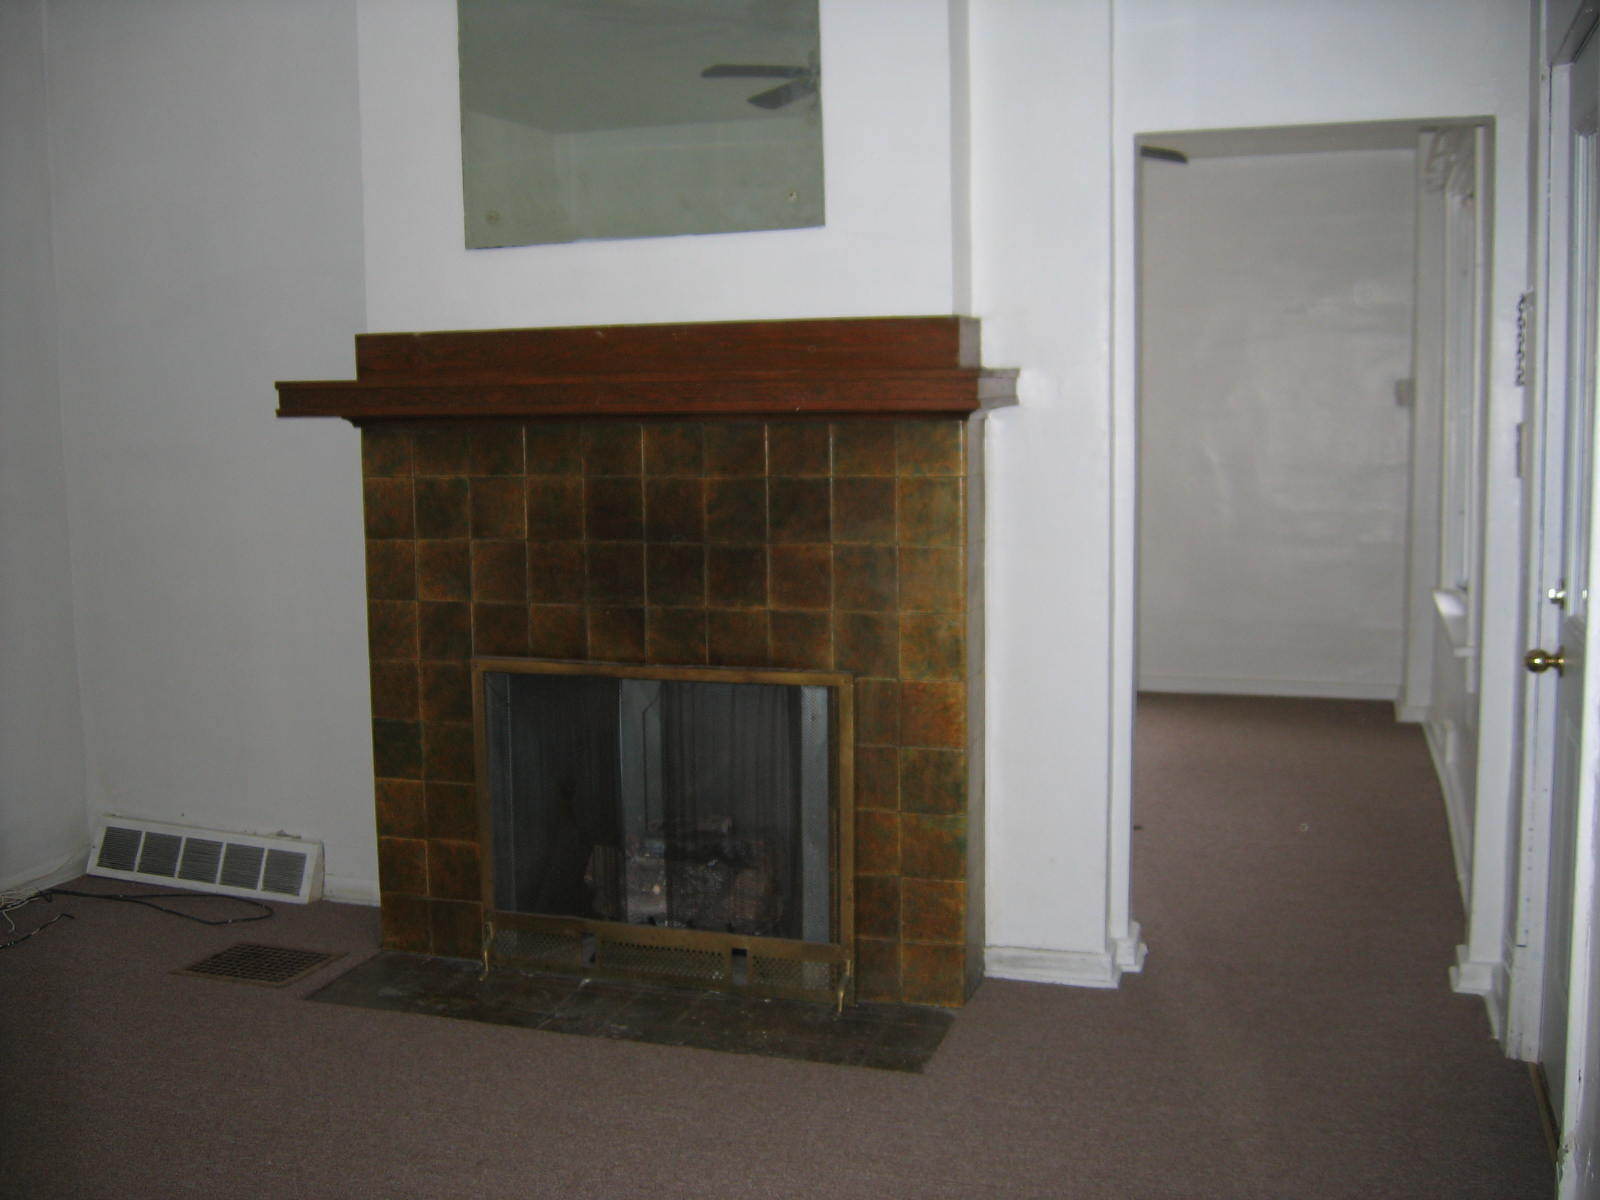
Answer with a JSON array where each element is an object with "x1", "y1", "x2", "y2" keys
[{"x1": 0, "y1": 695, "x2": 1550, "y2": 1198}]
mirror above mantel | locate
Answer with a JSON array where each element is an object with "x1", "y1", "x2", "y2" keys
[{"x1": 458, "y1": 0, "x2": 824, "y2": 249}]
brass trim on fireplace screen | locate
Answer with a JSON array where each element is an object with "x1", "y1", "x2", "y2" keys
[{"x1": 471, "y1": 657, "x2": 855, "y2": 1006}]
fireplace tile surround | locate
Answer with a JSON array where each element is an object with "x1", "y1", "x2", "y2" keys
[{"x1": 279, "y1": 318, "x2": 1015, "y2": 1007}]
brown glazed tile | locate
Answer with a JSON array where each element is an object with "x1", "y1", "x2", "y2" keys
[
  {"x1": 414, "y1": 477, "x2": 470, "y2": 540},
  {"x1": 896, "y1": 420, "x2": 964, "y2": 477},
  {"x1": 899, "y1": 614, "x2": 964, "y2": 681},
  {"x1": 769, "y1": 611, "x2": 831, "y2": 669},
  {"x1": 361, "y1": 428, "x2": 412, "y2": 477},
  {"x1": 833, "y1": 422, "x2": 896, "y2": 476},
  {"x1": 376, "y1": 778, "x2": 426, "y2": 839},
  {"x1": 770, "y1": 544, "x2": 831, "y2": 609},
  {"x1": 380, "y1": 893, "x2": 431, "y2": 953},
  {"x1": 529, "y1": 605, "x2": 588, "y2": 658},
  {"x1": 644, "y1": 478, "x2": 704, "y2": 543},
  {"x1": 769, "y1": 478, "x2": 831, "y2": 543},
  {"x1": 472, "y1": 541, "x2": 528, "y2": 605},
  {"x1": 900, "y1": 943, "x2": 965, "y2": 1007},
  {"x1": 587, "y1": 542, "x2": 645, "y2": 605},
  {"x1": 424, "y1": 721, "x2": 475, "y2": 783},
  {"x1": 703, "y1": 422, "x2": 765, "y2": 476},
  {"x1": 855, "y1": 745, "x2": 899, "y2": 811},
  {"x1": 834, "y1": 546, "x2": 897, "y2": 612},
  {"x1": 372, "y1": 719, "x2": 422, "y2": 780},
  {"x1": 768, "y1": 422, "x2": 831, "y2": 475},
  {"x1": 429, "y1": 899, "x2": 484, "y2": 958},
  {"x1": 419, "y1": 662, "x2": 472, "y2": 724},
  {"x1": 365, "y1": 541, "x2": 416, "y2": 601},
  {"x1": 425, "y1": 781, "x2": 479, "y2": 842},
  {"x1": 856, "y1": 680, "x2": 899, "y2": 747},
  {"x1": 470, "y1": 477, "x2": 527, "y2": 539},
  {"x1": 900, "y1": 682, "x2": 966, "y2": 749},
  {"x1": 854, "y1": 875, "x2": 900, "y2": 939},
  {"x1": 411, "y1": 429, "x2": 471, "y2": 476},
  {"x1": 707, "y1": 609, "x2": 768, "y2": 667},
  {"x1": 901, "y1": 878, "x2": 964, "y2": 943},
  {"x1": 378, "y1": 835, "x2": 428, "y2": 894},
  {"x1": 582, "y1": 423, "x2": 642, "y2": 476},
  {"x1": 856, "y1": 809, "x2": 900, "y2": 874},
  {"x1": 900, "y1": 748, "x2": 966, "y2": 815},
  {"x1": 901, "y1": 813, "x2": 966, "y2": 880},
  {"x1": 644, "y1": 423, "x2": 703, "y2": 476},
  {"x1": 418, "y1": 601, "x2": 471, "y2": 661},
  {"x1": 525, "y1": 422, "x2": 582, "y2": 474},
  {"x1": 854, "y1": 937, "x2": 901, "y2": 1003},
  {"x1": 585, "y1": 477, "x2": 643, "y2": 541},
  {"x1": 472, "y1": 603, "x2": 530, "y2": 656},
  {"x1": 528, "y1": 542, "x2": 587, "y2": 605},
  {"x1": 705, "y1": 478, "x2": 767, "y2": 543},
  {"x1": 526, "y1": 478, "x2": 584, "y2": 542},
  {"x1": 646, "y1": 544, "x2": 705, "y2": 607},
  {"x1": 589, "y1": 607, "x2": 647, "y2": 662},
  {"x1": 706, "y1": 545, "x2": 766, "y2": 609},
  {"x1": 417, "y1": 541, "x2": 470, "y2": 602},
  {"x1": 368, "y1": 601, "x2": 418, "y2": 662},
  {"x1": 897, "y1": 478, "x2": 963, "y2": 547},
  {"x1": 468, "y1": 425, "x2": 524, "y2": 476},
  {"x1": 427, "y1": 838, "x2": 481, "y2": 902},
  {"x1": 363, "y1": 479, "x2": 414, "y2": 540},
  {"x1": 832, "y1": 478, "x2": 896, "y2": 544},
  {"x1": 899, "y1": 547, "x2": 964, "y2": 613},
  {"x1": 369, "y1": 662, "x2": 419, "y2": 721},
  {"x1": 834, "y1": 612, "x2": 898, "y2": 678},
  {"x1": 646, "y1": 608, "x2": 707, "y2": 665}
]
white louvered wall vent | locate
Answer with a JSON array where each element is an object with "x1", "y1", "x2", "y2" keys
[{"x1": 89, "y1": 817, "x2": 323, "y2": 904}]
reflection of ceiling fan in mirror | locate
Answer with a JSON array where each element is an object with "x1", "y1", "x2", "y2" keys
[{"x1": 699, "y1": 62, "x2": 818, "y2": 110}]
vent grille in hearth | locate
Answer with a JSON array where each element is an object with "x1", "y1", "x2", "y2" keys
[{"x1": 90, "y1": 817, "x2": 323, "y2": 904}]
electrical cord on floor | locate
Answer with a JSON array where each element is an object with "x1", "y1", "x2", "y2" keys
[{"x1": 0, "y1": 885, "x2": 274, "y2": 949}]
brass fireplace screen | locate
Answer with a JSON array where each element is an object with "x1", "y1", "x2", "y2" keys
[{"x1": 472, "y1": 658, "x2": 855, "y2": 1005}]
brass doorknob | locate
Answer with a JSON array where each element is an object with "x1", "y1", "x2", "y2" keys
[{"x1": 1525, "y1": 648, "x2": 1567, "y2": 675}]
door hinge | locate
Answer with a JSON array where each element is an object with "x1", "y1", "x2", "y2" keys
[{"x1": 1515, "y1": 291, "x2": 1534, "y2": 387}]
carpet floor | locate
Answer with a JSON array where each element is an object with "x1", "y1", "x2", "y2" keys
[{"x1": 0, "y1": 694, "x2": 1552, "y2": 1197}]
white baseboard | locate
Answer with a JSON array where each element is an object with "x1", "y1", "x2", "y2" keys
[
  {"x1": 1138, "y1": 674, "x2": 1400, "y2": 701},
  {"x1": 987, "y1": 927, "x2": 1147, "y2": 990},
  {"x1": 1450, "y1": 944, "x2": 1509, "y2": 1040},
  {"x1": 323, "y1": 875, "x2": 380, "y2": 906},
  {"x1": 1, "y1": 847, "x2": 89, "y2": 896},
  {"x1": 1394, "y1": 701, "x2": 1429, "y2": 723}
]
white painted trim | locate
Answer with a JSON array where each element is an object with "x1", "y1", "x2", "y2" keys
[
  {"x1": 987, "y1": 929, "x2": 1145, "y2": 990},
  {"x1": 1450, "y1": 942, "x2": 1509, "y2": 1040},
  {"x1": 1, "y1": 847, "x2": 89, "y2": 896},
  {"x1": 1137, "y1": 675, "x2": 1401, "y2": 702},
  {"x1": 323, "y1": 875, "x2": 380, "y2": 906},
  {"x1": 1425, "y1": 718, "x2": 1474, "y2": 905},
  {"x1": 1395, "y1": 701, "x2": 1430, "y2": 723}
]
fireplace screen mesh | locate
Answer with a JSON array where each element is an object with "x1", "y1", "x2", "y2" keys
[{"x1": 483, "y1": 671, "x2": 833, "y2": 946}]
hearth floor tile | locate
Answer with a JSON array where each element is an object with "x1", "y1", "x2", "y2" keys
[{"x1": 308, "y1": 951, "x2": 953, "y2": 1073}]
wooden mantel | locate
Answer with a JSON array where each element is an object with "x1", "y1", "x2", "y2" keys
[{"x1": 276, "y1": 317, "x2": 1018, "y2": 421}]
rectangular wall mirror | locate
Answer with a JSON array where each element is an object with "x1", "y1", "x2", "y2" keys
[{"x1": 458, "y1": 0, "x2": 824, "y2": 248}]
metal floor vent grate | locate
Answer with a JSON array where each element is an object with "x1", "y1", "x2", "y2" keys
[{"x1": 176, "y1": 943, "x2": 343, "y2": 987}]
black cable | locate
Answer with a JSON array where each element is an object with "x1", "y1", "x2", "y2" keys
[
  {"x1": 0, "y1": 911, "x2": 74, "y2": 950},
  {"x1": 43, "y1": 887, "x2": 275, "y2": 926}
]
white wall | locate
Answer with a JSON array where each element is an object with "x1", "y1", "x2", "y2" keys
[
  {"x1": 1110, "y1": 0, "x2": 1533, "y2": 1012},
  {"x1": 40, "y1": 0, "x2": 375, "y2": 899},
  {"x1": 1138, "y1": 149, "x2": 1416, "y2": 701},
  {"x1": 0, "y1": 1, "x2": 87, "y2": 891}
]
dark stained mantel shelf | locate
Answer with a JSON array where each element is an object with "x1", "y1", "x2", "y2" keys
[{"x1": 276, "y1": 317, "x2": 1018, "y2": 422}]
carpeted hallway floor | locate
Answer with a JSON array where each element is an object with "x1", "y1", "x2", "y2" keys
[{"x1": 0, "y1": 695, "x2": 1552, "y2": 1197}]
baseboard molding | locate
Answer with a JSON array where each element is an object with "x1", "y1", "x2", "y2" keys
[
  {"x1": 1394, "y1": 701, "x2": 1429, "y2": 723},
  {"x1": 1, "y1": 847, "x2": 89, "y2": 896},
  {"x1": 1450, "y1": 944, "x2": 1509, "y2": 1040},
  {"x1": 1423, "y1": 721, "x2": 1473, "y2": 907},
  {"x1": 987, "y1": 930, "x2": 1145, "y2": 990},
  {"x1": 323, "y1": 875, "x2": 380, "y2": 906},
  {"x1": 1138, "y1": 675, "x2": 1400, "y2": 702}
]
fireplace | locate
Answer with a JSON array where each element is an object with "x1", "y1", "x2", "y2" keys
[{"x1": 277, "y1": 317, "x2": 1016, "y2": 1006}]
